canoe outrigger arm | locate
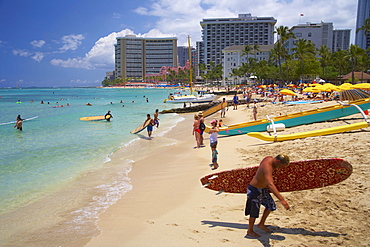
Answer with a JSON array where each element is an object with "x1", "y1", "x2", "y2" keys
[{"x1": 337, "y1": 101, "x2": 370, "y2": 124}]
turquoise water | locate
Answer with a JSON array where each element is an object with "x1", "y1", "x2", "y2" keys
[{"x1": 0, "y1": 87, "x2": 185, "y2": 244}]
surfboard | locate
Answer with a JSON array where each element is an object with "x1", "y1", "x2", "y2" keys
[
  {"x1": 200, "y1": 158, "x2": 352, "y2": 193},
  {"x1": 79, "y1": 115, "x2": 106, "y2": 121},
  {"x1": 130, "y1": 121, "x2": 150, "y2": 134},
  {"x1": 0, "y1": 116, "x2": 38, "y2": 126}
]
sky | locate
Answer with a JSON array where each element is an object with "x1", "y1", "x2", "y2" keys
[{"x1": 0, "y1": 0, "x2": 358, "y2": 87}]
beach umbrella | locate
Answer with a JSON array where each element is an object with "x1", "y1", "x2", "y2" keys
[
  {"x1": 339, "y1": 83, "x2": 354, "y2": 90},
  {"x1": 303, "y1": 87, "x2": 320, "y2": 93},
  {"x1": 280, "y1": 89, "x2": 296, "y2": 96},
  {"x1": 353, "y1": 83, "x2": 370, "y2": 90}
]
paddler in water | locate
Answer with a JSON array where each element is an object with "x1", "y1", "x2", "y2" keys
[
  {"x1": 105, "y1": 110, "x2": 113, "y2": 121},
  {"x1": 14, "y1": 115, "x2": 23, "y2": 131},
  {"x1": 245, "y1": 154, "x2": 291, "y2": 238}
]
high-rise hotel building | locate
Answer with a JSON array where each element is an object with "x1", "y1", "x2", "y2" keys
[
  {"x1": 115, "y1": 35, "x2": 177, "y2": 80},
  {"x1": 355, "y1": 0, "x2": 370, "y2": 50},
  {"x1": 199, "y1": 13, "x2": 277, "y2": 66}
]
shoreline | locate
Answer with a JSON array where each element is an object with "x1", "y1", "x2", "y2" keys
[{"x1": 85, "y1": 99, "x2": 370, "y2": 246}]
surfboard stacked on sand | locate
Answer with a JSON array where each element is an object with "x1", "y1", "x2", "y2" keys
[{"x1": 200, "y1": 158, "x2": 352, "y2": 193}]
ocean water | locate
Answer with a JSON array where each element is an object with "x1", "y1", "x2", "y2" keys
[{"x1": 0, "y1": 87, "x2": 185, "y2": 245}]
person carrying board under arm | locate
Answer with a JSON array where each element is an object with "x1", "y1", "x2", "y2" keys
[{"x1": 245, "y1": 154, "x2": 291, "y2": 238}]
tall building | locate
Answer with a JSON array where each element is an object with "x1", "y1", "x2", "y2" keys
[
  {"x1": 199, "y1": 13, "x2": 277, "y2": 66},
  {"x1": 177, "y1": 46, "x2": 189, "y2": 67},
  {"x1": 355, "y1": 0, "x2": 370, "y2": 50},
  {"x1": 286, "y1": 22, "x2": 334, "y2": 53},
  {"x1": 115, "y1": 35, "x2": 178, "y2": 80},
  {"x1": 222, "y1": 44, "x2": 274, "y2": 84},
  {"x1": 333, "y1": 29, "x2": 351, "y2": 51}
]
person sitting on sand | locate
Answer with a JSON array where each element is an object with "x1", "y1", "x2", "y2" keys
[{"x1": 245, "y1": 154, "x2": 291, "y2": 238}]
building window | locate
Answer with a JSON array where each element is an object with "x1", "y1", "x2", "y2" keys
[{"x1": 308, "y1": 33, "x2": 312, "y2": 37}]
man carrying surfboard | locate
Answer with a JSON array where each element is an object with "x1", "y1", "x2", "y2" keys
[
  {"x1": 245, "y1": 154, "x2": 291, "y2": 238},
  {"x1": 143, "y1": 114, "x2": 155, "y2": 138}
]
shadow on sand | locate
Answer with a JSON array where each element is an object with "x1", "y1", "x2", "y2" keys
[{"x1": 201, "y1": 220, "x2": 346, "y2": 247}]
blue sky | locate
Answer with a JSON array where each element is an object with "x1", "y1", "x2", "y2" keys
[{"x1": 0, "y1": 0, "x2": 358, "y2": 87}]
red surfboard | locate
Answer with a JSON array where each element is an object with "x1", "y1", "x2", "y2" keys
[{"x1": 200, "y1": 158, "x2": 352, "y2": 193}]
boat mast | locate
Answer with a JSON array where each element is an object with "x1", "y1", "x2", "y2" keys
[{"x1": 188, "y1": 35, "x2": 193, "y2": 95}]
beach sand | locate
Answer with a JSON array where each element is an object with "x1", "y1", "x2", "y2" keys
[{"x1": 85, "y1": 98, "x2": 370, "y2": 247}]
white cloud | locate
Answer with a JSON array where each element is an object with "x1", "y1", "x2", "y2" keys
[
  {"x1": 31, "y1": 52, "x2": 44, "y2": 62},
  {"x1": 13, "y1": 49, "x2": 44, "y2": 62},
  {"x1": 59, "y1": 34, "x2": 84, "y2": 51},
  {"x1": 30, "y1": 40, "x2": 46, "y2": 48},
  {"x1": 13, "y1": 49, "x2": 31, "y2": 57},
  {"x1": 112, "y1": 13, "x2": 121, "y2": 19},
  {"x1": 0, "y1": 79, "x2": 6, "y2": 83}
]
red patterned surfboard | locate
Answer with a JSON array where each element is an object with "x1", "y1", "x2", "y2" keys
[{"x1": 200, "y1": 158, "x2": 352, "y2": 193}]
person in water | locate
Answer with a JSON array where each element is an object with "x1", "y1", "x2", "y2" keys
[
  {"x1": 14, "y1": 115, "x2": 23, "y2": 131},
  {"x1": 245, "y1": 154, "x2": 291, "y2": 238},
  {"x1": 105, "y1": 110, "x2": 113, "y2": 121},
  {"x1": 143, "y1": 114, "x2": 155, "y2": 138},
  {"x1": 153, "y1": 109, "x2": 160, "y2": 128}
]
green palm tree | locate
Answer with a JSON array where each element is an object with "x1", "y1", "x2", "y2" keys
[
  {"x1": 345, "y1": 44, "x2": 366, "y2": 82},
  {"x1": 274, "y1": 26, "x2": 296, "y2": 82},
  {"x1": 252, "y1": 43, "x2": 260, "y2": 60},
  {"x1": 292, "y1": 39, "x2": 316, "y2": 76},
  {"x1": 356, "y1": 17, "x2": 370, "y2": 36},
  {"x1": 332, "y1": 49, "x2": 349, "y2": 84},
  {"x1": 318, "y1": 45, "x2": 332, "y2": 79}
]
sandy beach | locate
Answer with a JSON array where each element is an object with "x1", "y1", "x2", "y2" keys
[{"x1": 85, "y1": 96, "x2": 370, "y2": 247}]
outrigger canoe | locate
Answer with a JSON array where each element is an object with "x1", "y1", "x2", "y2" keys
[
  {"x1": 247, "y1": 121, "x2": 370, "y2": 142},
  {"x1": 205, "y1": 98, "x2": 370, "y2": 136}
]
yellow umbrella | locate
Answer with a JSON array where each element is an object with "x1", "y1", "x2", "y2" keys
[
  {"x1": 339, "y1": 83, "x2": 354, "y2": 90},
  {"x1": 353, "y1": 83, "x2": 370, "y2": 90},
  {"x1": 280, "y1": 89, "x2": 296, "y2": 96},
  {"x1": 303, "y1": 87, "x2": 320, "y2": 93}
]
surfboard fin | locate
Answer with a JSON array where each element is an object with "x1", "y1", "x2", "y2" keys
[
  {"x1": 208, "y1": 175, "x2": 218, "y2": 180},
  {"x1": 216, "y1": 190, "x2": 224, "y2": 195}
]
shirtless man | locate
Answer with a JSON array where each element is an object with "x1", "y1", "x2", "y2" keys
[
  {"x1": 143, "y1": 114, "x2": 155, "y2": 138},
  {"x1": 245, "y1": 155, "x2": 291, "y2": 238}
]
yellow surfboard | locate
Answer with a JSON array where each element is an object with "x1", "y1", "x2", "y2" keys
[
  {"x1": 247, "y1": 121, "x2": 369, "y2": 142},
  {"x1": 79, "y1": 115, "x2": 106, "y2": 121}
]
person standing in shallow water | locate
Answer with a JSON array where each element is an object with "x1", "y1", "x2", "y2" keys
[
  {"x1": 245, "y1": 154, "x2": 291, "y2": 238},
  {"x1": 143, "y1": 114, "x2": 155, "y2": 138},
  {"x1": 14, "y1": 115, "x2": 23, "y2": 131}
]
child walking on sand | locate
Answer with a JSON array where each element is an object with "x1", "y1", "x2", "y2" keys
[{"x1": 209, "y1": 119, "x2": 220, "y2": 170}]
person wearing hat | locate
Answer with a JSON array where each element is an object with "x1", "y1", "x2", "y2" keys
[
  {"x1": 245, "y1": 154, "x2": 291, "y2": 238},
  {"x1": 198, "y1": 111, "x2": 205, "y2": 146},
  {"x1": 209, "y1": 119, "x2": 219, "y2": 170}
]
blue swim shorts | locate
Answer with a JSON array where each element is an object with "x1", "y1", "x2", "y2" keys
[
  {"x1": 147, "y1": 125, "x2": 153, "y2": 131},
  {"x1": 245, "y1": 184, "x2": 276, "y2": 218}
]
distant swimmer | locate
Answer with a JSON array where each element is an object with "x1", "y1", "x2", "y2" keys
[
  {"x1": 86, "y1": 103, "x2": 92, "y2": 106},
  {"x1": 105, "y1": 110, "x2": 113, "y2": 122},
  {"x1": 14, "y1": 115, "x2": 23, "y2": 131}
]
